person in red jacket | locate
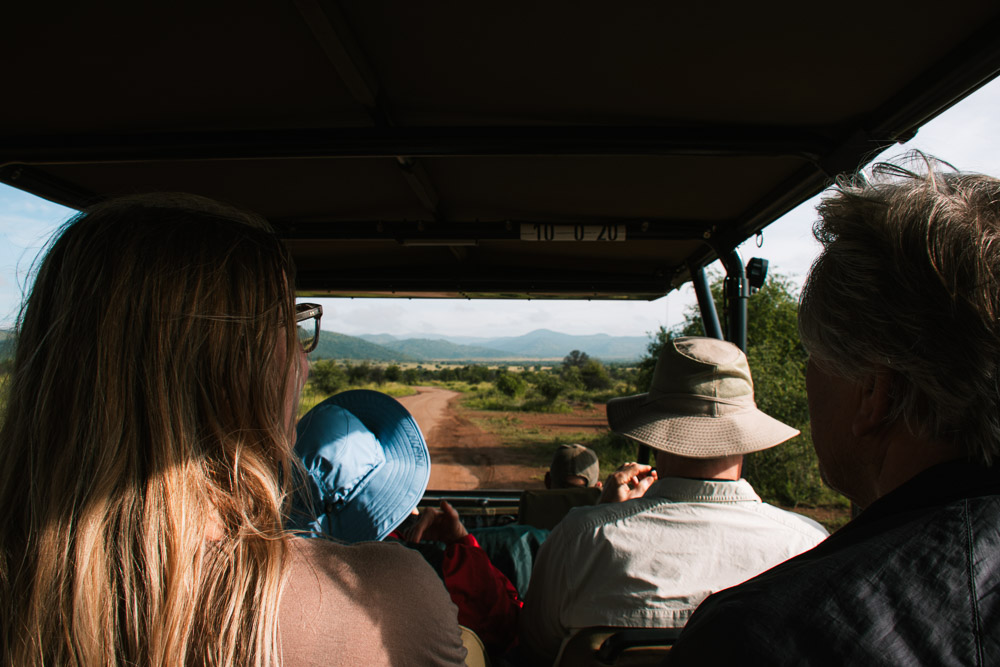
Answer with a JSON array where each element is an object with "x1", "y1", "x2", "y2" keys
[{"x1": 396, "y1": 499, "x2": 522, "y2": 653}]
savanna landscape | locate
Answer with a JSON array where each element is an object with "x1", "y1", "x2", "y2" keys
[{"x1": 296, "y1": 275, "x2": 851, "y2": 532}]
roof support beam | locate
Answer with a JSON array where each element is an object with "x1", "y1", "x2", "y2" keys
[
  {"x1": 0, "y1": 126, "x2": 833, "y2": 165},
  {"x1": 293, "y1": 0, "x2": 443, "y2": 219},
  {"x1": 293, "y1": 0, "x2": 382, "y2": 114}
]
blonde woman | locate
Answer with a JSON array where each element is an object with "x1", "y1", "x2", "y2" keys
[{"x1": 0, "y1": 194, "x2": 466, "y2": 665}]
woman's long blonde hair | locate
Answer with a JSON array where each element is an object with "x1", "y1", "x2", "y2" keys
[{"x1": 0, "y1": 193, "x2": 300, "y2": 665}]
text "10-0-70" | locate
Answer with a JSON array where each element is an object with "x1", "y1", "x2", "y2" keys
[{"x1": 520, "y1": 224, "x2": 626, "y2": 242}]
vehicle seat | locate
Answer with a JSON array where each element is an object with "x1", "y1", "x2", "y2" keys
[
  {"x1": 554, "y1": 626, "x2": 681, "y2": 667},
  {"x1": 517, "y1": 487, "x2": 601, "y2": 530},
  {"x1": 460, "y1": 625, "x2": 491, "y2": 667}
]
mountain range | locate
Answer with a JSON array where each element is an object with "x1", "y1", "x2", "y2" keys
[
  {"x1": 0, "y1": 328, "x2": 652, "y2": 363},
  {"x1": 309, "y1": 328, "x2": 650, "y2": 362}
]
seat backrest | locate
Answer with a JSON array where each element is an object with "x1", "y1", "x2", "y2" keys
[
  {"x1": 460, "y1": 625, "x2": 491, "y2": 667},
  {"x1": 517, "y1": 487, "x2": 601, "y2": 530},
  {"x1": 555, "y1": 626, "x2": 680, "y2": 667}
]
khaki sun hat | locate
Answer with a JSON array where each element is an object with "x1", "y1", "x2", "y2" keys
[{"x1": 606, "y1": 336, "x2": 799, "y2": 457}]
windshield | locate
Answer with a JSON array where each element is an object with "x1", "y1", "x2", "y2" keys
[{"x1": 3, "y1": 77, "x2": 999, "y2": 535}]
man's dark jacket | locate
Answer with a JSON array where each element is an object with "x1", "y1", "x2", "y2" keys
[{"x1": 667, "y1": 461, "x2": 1000, "y2": 666}]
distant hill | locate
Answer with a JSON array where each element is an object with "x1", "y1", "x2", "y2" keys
[
  {"x1": 0, "y1": 327, "x2": 646, "y2": 364},
  {"x1": 309, "y1": 332, "x2": 416, "y2": 362},
  {"x1": 481, "y1": 329, "x2": 648, "y2": 360},
  {"x1": 381, "y1": 338, "x2": 509, "y2": 360},
  {"x1": 318, "y1": 328, "x2": 649, "y2": 361},
  {"x1": 357, "y1": 333, "x2": 400, "y2": 346}
]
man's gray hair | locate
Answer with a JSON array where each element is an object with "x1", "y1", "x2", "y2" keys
[{"x1": 799, "y1": 152, "x2": 1000, "y2": 465}]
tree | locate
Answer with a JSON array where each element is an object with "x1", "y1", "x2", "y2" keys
[
  {"x1": 384, "y1": 364, "x2": 402, "y2": 382},
  {"x1": 345, "y1": 362, "x2": 370, "y2": 385},
  {"x1": 460, "y1": 364, "x2": 493, "y2": 384},
  {"x1": 635, "y1": 326, "x2": 672, "y2": 392},
  {"x1": 532, "y1": 373, "x2": 566, "y2": 403},
  {"x1": 562, "y1": 350, "x2": 591, "y2": 368},
  {"x1": 495, "y1": 372, "x2": 526, "y2": 398},
  {"x1": 559, "y1": 365, "x2": 584, "y2": 389},
  {"x1": 579, "y1": 358, "x2": 612, "y2": 390},
  {"x1": 310, "y1": 359, "x2": 347, "y2": 395},
  {"x1": 368, "y1": 364, "x2": 386, "y2": 385}
]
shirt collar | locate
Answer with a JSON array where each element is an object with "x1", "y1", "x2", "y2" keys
[{"x1": 644, "y1": 476, "x2": 761, "y2": 503}]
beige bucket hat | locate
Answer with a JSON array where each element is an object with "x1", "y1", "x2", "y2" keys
[{"x1": 607, "y1": 336, "x2": 799, "y2": 458}]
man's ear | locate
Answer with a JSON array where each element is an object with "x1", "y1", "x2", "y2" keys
[{"x1": 852, "y1": 368, "x2": 892, "y2": 437}]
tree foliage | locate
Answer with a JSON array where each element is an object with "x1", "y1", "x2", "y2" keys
[
  {"x1": 310, "y1": 359, "x2": 347, "y2": 395},
  {"x1": 495, "y1": 371, "x2": 527, "y2": 397},
  {"x1": 562, "y1": 349, "x2": 591, "y2": 368},
  {"x1": 579, "y1": 358, "x2": 612, "y2": 391},
  {"x1": 531, "y1": 373, "x2": 566, "y2": 402},
  {"x1": 634, "y1": 326, "x2": 671, "y2": 392}
]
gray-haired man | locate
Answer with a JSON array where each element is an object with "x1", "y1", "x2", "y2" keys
[
  {"x1": 517, "y1": 336, "x2": 827, "y2": 665},
  {"x1": 668, "y1": 156, "x2": 1000, "y2": 665}
]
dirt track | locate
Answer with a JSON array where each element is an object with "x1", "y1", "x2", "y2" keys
[{"x1": 396, "y1": 386, "x2": 545, "y2": 490}]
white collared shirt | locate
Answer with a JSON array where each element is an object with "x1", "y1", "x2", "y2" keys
[{"x1": 518, "y1": 477, "x2": 828, "y2": 663}]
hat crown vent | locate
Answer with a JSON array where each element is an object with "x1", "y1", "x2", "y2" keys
[{"x1": 650, "y1": 337, "x2": 754, "y2": 400}]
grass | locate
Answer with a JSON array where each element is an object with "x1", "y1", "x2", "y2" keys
[
  {"x1": 297, "y1": 381, "x2": 417, "y2": 417},
  {"x1": 462, "y1": 387, "x2": 575, "y2": 413}
]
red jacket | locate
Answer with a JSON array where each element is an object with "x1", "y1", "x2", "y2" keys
[{"x1": 390, "y1": 531, "x2": 523, "y2": 653}]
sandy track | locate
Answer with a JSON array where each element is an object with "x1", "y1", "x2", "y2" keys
[{"x1": 396, "y1": 386, "x2": 542, "y2": 490}]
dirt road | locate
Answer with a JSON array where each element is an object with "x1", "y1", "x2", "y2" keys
[{"x1": 397, "y1": 386, "x2": 545, "y2": 490}]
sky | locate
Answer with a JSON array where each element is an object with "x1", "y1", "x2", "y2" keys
[{"x1": 2, "y1": 76, "x2": 1000, "y2": 339}]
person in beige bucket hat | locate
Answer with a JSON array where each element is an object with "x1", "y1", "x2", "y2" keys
[
  {"x1": 518, "y1": 336, "x2": 827, "y2": 665},
  {"x1": 606, "y1": 336, "x2": 799, "y2": 458}
]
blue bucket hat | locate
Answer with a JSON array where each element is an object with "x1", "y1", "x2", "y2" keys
[{"x1": 288, "y1": 390, "x2": 430, "y2": 543}]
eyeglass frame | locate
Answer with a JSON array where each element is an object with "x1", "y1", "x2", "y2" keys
[{"x1": 295, "y1": 302, "x2": 323, "y2": 353}]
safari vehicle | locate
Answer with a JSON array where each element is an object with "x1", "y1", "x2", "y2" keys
[{"x1": 4, "y1": 2, "x2": 1000, "y2": 664}]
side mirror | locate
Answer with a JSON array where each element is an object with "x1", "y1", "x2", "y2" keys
[{"x1": 746, "y1": 257, "x2": 769, "y2": 293}]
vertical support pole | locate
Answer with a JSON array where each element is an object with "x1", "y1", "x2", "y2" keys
[
  {"x1": 691, "y1": 266, "x2": 723, "y2": 340},
  {"x1": 721, "y1": 249, "x2": 749, "y2": 353}
]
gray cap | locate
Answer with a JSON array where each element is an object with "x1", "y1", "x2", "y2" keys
[{"x1": 549, "y1": 443, "x2": 600, "y2": 487}]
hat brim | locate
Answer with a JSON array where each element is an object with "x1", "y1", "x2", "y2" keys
[
  {"x1": 606, "y1": 392, "x2": 800, "y2": 457},
  {"x1": 297, "y1": 390, "x2": 430, "y2": 543}
]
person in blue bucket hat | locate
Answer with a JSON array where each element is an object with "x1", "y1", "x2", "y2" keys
[
  {"x1": 289, "y1": 389, "x2": 430, "y2": 541},
  {"x1": 289, "y1": 389, "x2": 523, "y2": 655}
]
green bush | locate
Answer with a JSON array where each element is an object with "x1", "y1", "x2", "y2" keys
[
  {"x1": 560, "y1": 365, "x2": 583, "y2": 389},
  {"x1": 579, "y1": 358, "x2": 612, "y2": 390},
  {"x1": 495, "y1": 372, "x2": 526, "y2": 397},
  {"x1": 310, "y1": 359, "x2": 347, "y2": 395},
  {"x1": 532, "y1": 373, "x2": 566, "y2": 402}
]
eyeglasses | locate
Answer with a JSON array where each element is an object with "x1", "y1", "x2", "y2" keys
[{"x1": 295, "y1": 302, "x2": 323, "y2": 353}]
